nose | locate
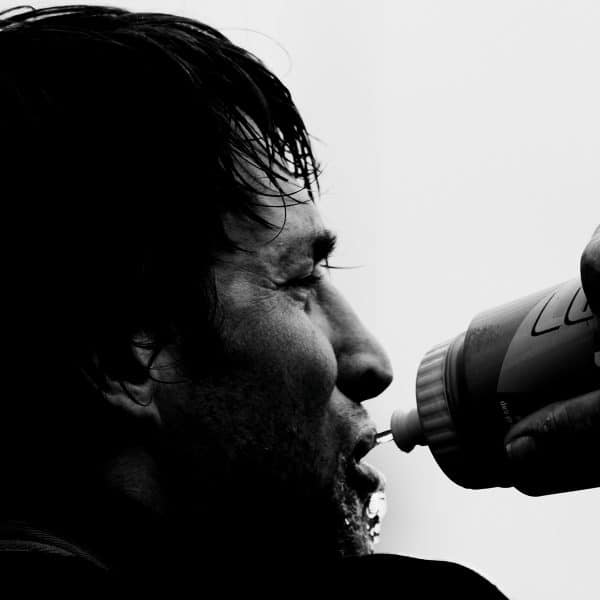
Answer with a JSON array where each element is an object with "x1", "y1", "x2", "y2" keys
[
  {"x1": 323, "y1": 285, "x2": 394, "y2": 403},
  {"x1": 337, "y1": 346, "x2": 394, "y2": 403}
]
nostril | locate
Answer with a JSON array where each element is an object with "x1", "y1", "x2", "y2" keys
[
  {"x1": 337, "y1": 354, "x2": 394, "y2": 403},
  {"x1": 379, "y1": 366, "x2": 394, "y2": 392},
  {"x1": 366, "y1": 364, "x2": 394, "y2": 399}
]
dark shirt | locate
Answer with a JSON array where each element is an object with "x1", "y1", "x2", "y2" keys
[{"x1": 0, "y1": 520, "x2": 508, "y2": 598}]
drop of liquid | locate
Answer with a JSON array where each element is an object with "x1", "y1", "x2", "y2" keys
[{"x1": 365, "y1": 490, "x2": 387, "y2": 544}]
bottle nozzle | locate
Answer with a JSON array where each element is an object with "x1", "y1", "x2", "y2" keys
[
  {"x1": 375, "y1": 429, "x2": 394, "y2": 445},
  {"x1": 389, "y1": 407, "x2": 426, "y2": 452}
]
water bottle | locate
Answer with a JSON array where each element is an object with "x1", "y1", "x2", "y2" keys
[{"x1": 382, "y1": 278, "x2": 599, "y2": 494}]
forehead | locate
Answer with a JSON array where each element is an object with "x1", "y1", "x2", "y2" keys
[
  {"x1": 224, "y1": 198, "x2": 325, "y2": 261},
  {"x1": 222, "y1": 166, "x2": 326, "y2": 257},
  {"x1": 218, "y1": 151, "x2": 329, "y2": 270}
]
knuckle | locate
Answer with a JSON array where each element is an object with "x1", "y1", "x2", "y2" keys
[{"x1": 541, "y1": 410, "x2": 561, "y2": 435}]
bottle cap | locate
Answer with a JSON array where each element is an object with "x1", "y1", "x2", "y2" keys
[
  {"x1": 414, "y1": 339, "x2": 460, "y2": 458},
  {"x1": 390, "y1": 335, "x2": 496, "y2": 488}
]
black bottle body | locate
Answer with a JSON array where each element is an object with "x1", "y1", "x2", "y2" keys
[{"x1": 400, "y1": 279, "x2": 599, "y2": 493}]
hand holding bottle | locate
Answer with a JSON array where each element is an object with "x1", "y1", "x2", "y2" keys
[{"x1": 504, "y1": 226, "x2": 600, "y2": 495}]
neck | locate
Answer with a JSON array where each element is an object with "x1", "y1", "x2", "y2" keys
[
  {"x1": 4, "y1": 444, "x2": 339, "y2": 583},
  {"x1": 103, "y1": 445, "x2": 167, "y2": 516}
]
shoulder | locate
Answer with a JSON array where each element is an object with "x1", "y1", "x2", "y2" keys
[
  {"x1": 331, "y1": 554, "x2": 509, "y2": 599},
  {"x1": 0, "y1": 522, "x2": 113, "y2": 592}
]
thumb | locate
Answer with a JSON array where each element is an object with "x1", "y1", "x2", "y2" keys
[
  {"x1": 581, "y1": 224, "x2": 600, "y2": 316},
  {"x1": 504, "y1": 390, "x2": 600, "y2": 462},
  {"x1": 504, "y1": 391, "x2": 600, "y2": 495}
]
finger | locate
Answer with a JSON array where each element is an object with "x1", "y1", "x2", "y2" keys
[
  {"x1": 581, "y1": 224, "x2": 600, "y2": 315},
  {"x1": 504, "y1": 389, "x2": 600, "y2": 460},
  {"x1": 504, "y1": 390, "x2": 600, "y2": 495}
]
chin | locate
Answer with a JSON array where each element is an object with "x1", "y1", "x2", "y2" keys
[
  {"x1": 331, "y1": 461, "x2": 386, "y2": 559},
  {"x1": 337, "y1": 510, "x2": 375, "y2": 557}
]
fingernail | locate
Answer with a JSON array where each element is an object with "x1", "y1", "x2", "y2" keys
[{"x1": 506, "y1": 436, "x2": 537, "y2": 461}]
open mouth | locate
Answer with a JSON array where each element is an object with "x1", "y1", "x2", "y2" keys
[{"x1": 346, "y1": 431, "x2": 387, "y2": 545}]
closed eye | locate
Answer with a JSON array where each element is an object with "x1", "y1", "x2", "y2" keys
[{"x1": 288, "y1": 272, "x2": 323, "y2": 288}]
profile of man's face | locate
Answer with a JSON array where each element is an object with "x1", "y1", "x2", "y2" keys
[{"x1": 143, "y1": 167, "x2": 393, "y2": 558}]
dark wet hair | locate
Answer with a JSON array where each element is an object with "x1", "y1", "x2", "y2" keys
[
  {"x1": 0, "y1": 6, "x2": 321, "y2": 486},
  {"x1": 0, "y1": 5, "x2": 319, "y2": 386}
]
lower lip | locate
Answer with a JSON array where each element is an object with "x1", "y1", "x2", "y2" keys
[
  {"x1": 347, "y1": 459, "x2": 385, "y2": 499},
  {"x1": 346, "y1": 459, "x2": 388, "y2": 546}
]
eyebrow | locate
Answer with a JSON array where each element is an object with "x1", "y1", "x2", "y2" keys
[
  {"x1": 312, "y1": 229, "x2": 338, "y2": 264},
  {"x1": 275, "y1": 228, "x2": 337, "y2": 269}
]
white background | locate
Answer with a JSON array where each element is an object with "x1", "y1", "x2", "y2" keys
[{"x1": 17, "y1": 1, "x2": 600, "y2": 598}]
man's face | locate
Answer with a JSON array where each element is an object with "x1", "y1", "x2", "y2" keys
[{"x1": 148, "y1": 176, "x2": 393, "y2": 559}]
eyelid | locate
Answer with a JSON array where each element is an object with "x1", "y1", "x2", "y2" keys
[
  {"x1": 284, "y1": 263, "x2": 327, "y2": 288},
  {"x1": 291, "y1": 272, "x2": 322, "y2": 287}
]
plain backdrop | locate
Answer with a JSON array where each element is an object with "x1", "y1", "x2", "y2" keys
[{"x1": 11, "y1": 2, "x2": 599, "y2": 598}]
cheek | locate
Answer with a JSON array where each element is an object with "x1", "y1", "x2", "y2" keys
[
  {"x1": 284, "y1": 319, "x2": 338, "y2": 411},
  {"x1": 150, "y1": 307, "x2": 345, "y2": 498},
  {"x1": 223, "y1": 303, "x2": 338, "y2": 413}
]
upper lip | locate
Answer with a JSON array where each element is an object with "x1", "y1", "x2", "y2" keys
[
  {"x1": 347, "y1": 427, "x2": 384, "y2": 499},
  {"x1": 352, "y1": 427, "x2": 377, "y2": 463}
]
